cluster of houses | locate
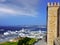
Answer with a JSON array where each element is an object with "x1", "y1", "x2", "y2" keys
[{"x1": 0, "y1": 28, "x2": 46, "y2": 42}]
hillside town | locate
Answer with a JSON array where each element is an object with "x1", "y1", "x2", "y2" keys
[{"x1": 0, "y1": 28, "x2": 46, "y2": 42}]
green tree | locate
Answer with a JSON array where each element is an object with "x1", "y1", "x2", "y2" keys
[{"x1": 17, "y1": 37, "x2": 34, "y2": 45}]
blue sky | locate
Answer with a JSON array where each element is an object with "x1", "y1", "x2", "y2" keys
[{"x1": 0, "y1": 0, "x2": 60, "y2": 26}]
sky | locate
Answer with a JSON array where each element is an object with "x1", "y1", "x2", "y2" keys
[{"x1": 0, "y1": 0, "x2": 60, "y2": 26}]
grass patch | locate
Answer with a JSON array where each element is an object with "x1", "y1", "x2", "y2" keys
[{"x1": 0, "y1": 42, "x2": 18, "y2": 45}]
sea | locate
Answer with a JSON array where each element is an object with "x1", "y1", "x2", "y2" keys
[{"x1": 0, "y1": 26, "x2": 46, "y2": 34}]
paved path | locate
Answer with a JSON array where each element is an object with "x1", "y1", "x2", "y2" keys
[{"x1": 34, "y1": 39, "x2": 47, "y2": 45}]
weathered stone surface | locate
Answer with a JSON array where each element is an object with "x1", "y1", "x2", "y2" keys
[
  {"x1": 47, "y1": 2, "x2": 59, "y2": 45},
  {"x1": 54, "y1": 37, "x2": 60, "y2": 45}
]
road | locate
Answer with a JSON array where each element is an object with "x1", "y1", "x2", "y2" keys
[{"x1": 34, "y1": 39, "x2": 47, "y2": 45}]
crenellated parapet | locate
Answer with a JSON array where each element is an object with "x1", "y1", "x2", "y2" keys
[{"x1": 48, "y1": 2, "x2": 60, "y2": 6}]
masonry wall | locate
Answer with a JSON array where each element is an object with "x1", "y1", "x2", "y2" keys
[
  {"x1": 58, "y1": 8, "x2": 60, "y2": 36},
  {"x1": 47, "y1": 2, "x2": 59, "y2": 45}
]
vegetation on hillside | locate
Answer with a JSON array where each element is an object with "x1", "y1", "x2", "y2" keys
[
  {"x1": 18, "y1": 37, "x2": 36, "y2": 45},
  {"x1": 0, "y1": 42, "x2": 18, "y2": 45},
  {"x1": 0, "y1": 37, "x2": 36, "y2": 45}
]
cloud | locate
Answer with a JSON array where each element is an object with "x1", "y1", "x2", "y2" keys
[
  {"x1": 0, "y1": 7, "x2": 38, "y2": 17},
  {"x1": 0, "y1": 0, "x2": 6, "y2": 2},
  {"x1": 0, "y1": 7, "x2": 16, "y2": 14},
  {"x1": 0, "y1": 0, "x2": 39, "y2": 17}
]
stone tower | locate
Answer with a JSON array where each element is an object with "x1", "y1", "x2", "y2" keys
[{"x1": 47, "y1": 2, "x2": 60, "y2": 45}]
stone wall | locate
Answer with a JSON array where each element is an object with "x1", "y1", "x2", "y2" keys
[{"x1": 47, "y1": 2, "x2": 59, "y2": 45}]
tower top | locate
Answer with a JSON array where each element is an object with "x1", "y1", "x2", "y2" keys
[{"x1": 48, "y1": 2, "x2": 60, "y2": 6}]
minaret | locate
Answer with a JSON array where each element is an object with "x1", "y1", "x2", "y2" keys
[{"x1": 47, "y1": 2, "x2": 60, "y2": 45}]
